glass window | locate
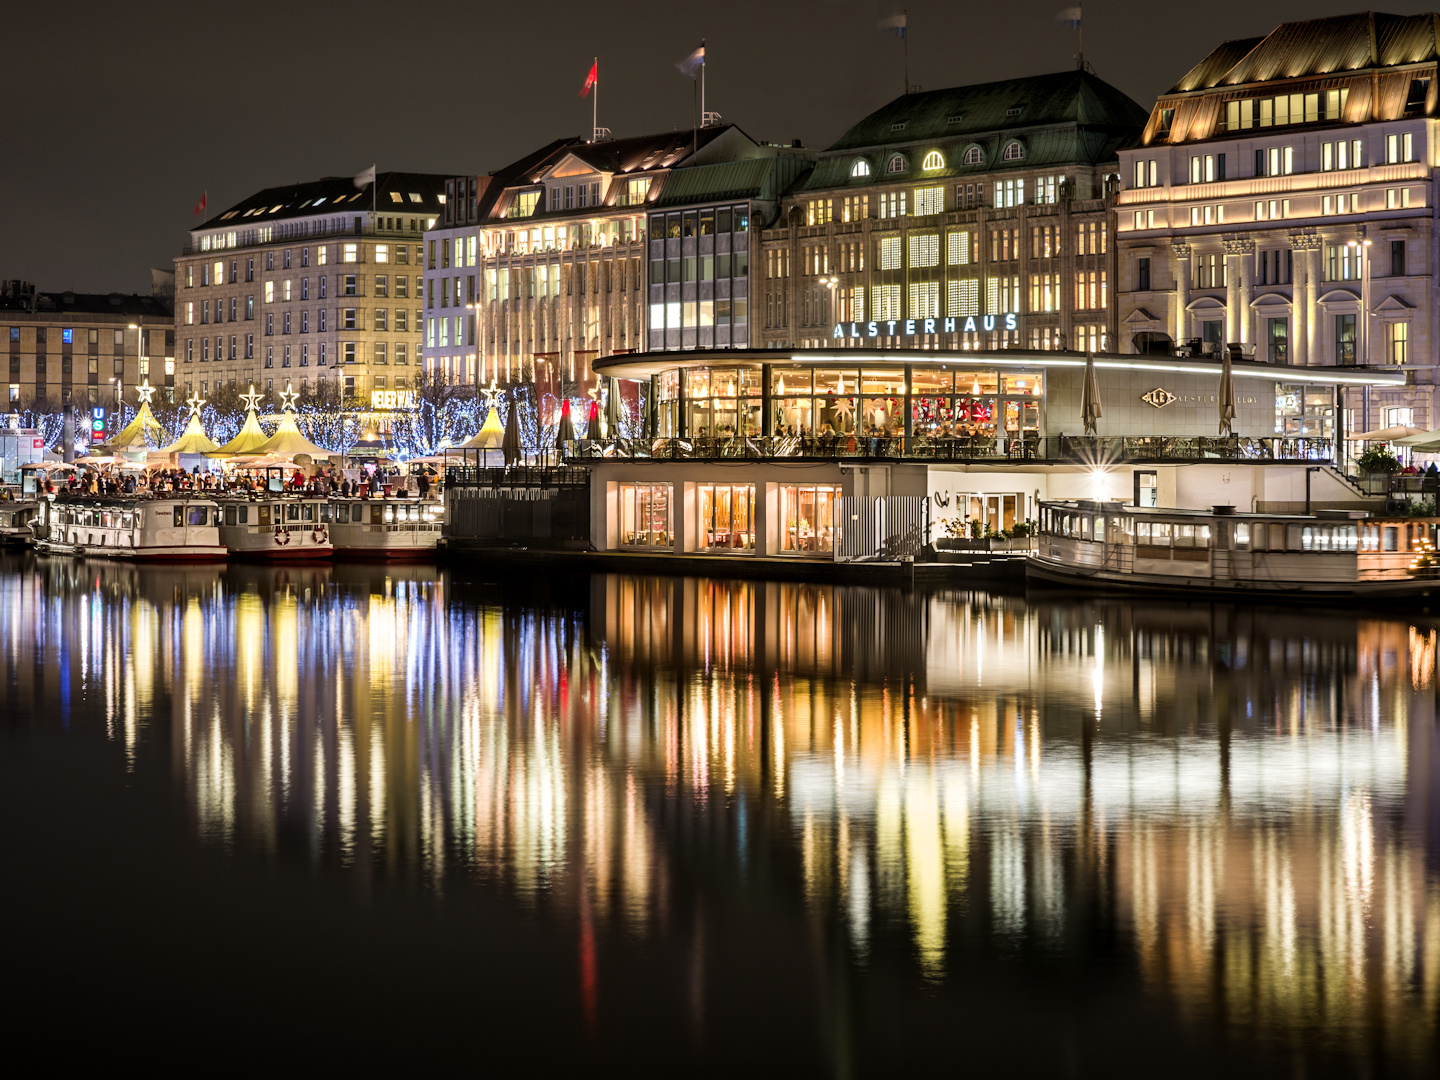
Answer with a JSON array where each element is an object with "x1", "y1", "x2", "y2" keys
[
  {"x1": 619, "y1": 483, "x2": 672, "y2": 548},
  {"x1": 780, "y1": 485, "x2": 840, "y2": 554},
  {"x1": 696, "y1": 484, "x2": 755, "y2": 551}
]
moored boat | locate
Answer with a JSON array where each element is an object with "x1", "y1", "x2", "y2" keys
[
  {"x1": 326, "y1": 497, "x2": 443, "y2": 559},
  {"x1": 0, "y1": 501, "x2": 41, "y2": 547},
  {"x1": 1029, "y1": 500, "x2": 1440, "y2": 601},
  {"x1": 214, "y1": 495, "x2": 333, "y2": 560},
  {"x1": 32, "y1": 494, "x2": 227, "y2": 561}
]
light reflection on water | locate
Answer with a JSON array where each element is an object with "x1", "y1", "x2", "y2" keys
[{"x1": 2, "y1": 556, "x2": 1439, "y2": 1070}]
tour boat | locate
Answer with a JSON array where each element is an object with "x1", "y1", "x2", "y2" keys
[
  {"x1": 326, "y1": 497, "x2": 443, "y2": 559},
  {"x1": 214, "y1": 495, "x2": 334, "y2": 560},
  {"x1": 32, "y1": 494, "x2": 227, "y2": 561},
  {"x1": 0, "y1": 500, "x2": 41, "y2": 547},
  {"x1": 1029, "y1": 500, "x2": 1440, "y2": 601}
]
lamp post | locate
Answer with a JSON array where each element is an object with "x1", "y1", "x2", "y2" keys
[
  {"x1": 1346, "y1": 230, "x2": 1373, "y2": 434},
  {"x1": 821, "y1": 275, "x2": 839, "y2": 327}
]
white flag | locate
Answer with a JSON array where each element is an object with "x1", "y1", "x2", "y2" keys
[{"x1": 353, "y1": 165, "x2": 376, "y2": 189}]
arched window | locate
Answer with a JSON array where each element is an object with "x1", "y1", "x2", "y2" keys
[
  {"x1": 887, "y1": 154, "x2": 907, "y2": 174},
  {"x1": 921, "y1": 149, "x2": 945, "y2": 170},
  {"x1": 1002, "y1": 141, "x2": 1025, "y2": 161},
  {"x1": 963, "y1": 145, "x2": 983, "y2": 165},
  {"x1": 850, "y1": 158, "x2": 871, "y2": 178}
]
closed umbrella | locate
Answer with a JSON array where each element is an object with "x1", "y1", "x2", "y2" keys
[
  {"x1": 555, "y1": 398, "x2": 575, "y2": 449},
  {"x1": 1080, "y1": 350, "x2": 1103, "y2": 436},
  {"x1": 605, "y1": 377, "x2": 622, "y2": 438},
  {"x1": 585, "y1": 399, "x2": 602, "y2": 441},
  {"x1": 501, "y1": 396, "x2": 522, "y2": 466},
  {"x1": 1218, "y1": 348, "x2": 1236, "y2": 436}
]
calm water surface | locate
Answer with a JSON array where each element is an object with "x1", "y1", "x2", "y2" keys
[{"x1": 2, "y1": 553, "x2": 1438, "y2": 1075}]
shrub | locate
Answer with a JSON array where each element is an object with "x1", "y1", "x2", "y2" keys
[{"x1": 1357, "y1": 445, "x2": 1402, "y2": 474}]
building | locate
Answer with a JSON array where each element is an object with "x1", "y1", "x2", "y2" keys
[
  {"x1": 175, "y1": 172, "x2": 448, "y2": 404},
  {"x1": 1, "y1": 279, "x2": 175, "y2": 409},
  {"x1": 757, "y1": 70, "x2": 1149, "y2": 354},
  {"x1": 421, "y1": 126, "x2": 810, "y2": 392},
  {"x1": 1116, "y1": 11, "x2": 1440, "y2": 439}
]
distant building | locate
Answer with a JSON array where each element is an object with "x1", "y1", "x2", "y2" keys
[
  {"x1": 1116, "y1": 10, "x2": 1440, "y2": 438},
  {"x1": 0, "y1": 280, "x2": 174, "y2": 407},
  {"x1": 758, "y1": 70, "x2": 1147, "y2": 353},
  {"x1": 421, "y1": 126, "x2": 809, "y2": 390},
  {"x1": 175, "y1": 172, "x2": 448, "y2": 403}
]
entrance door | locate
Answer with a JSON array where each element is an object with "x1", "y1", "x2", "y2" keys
[{"x1": 1134, "y1": 471, "x2": 1159, "y2": 507}]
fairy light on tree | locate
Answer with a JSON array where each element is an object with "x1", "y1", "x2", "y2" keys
[{"x1": 384, "y1": 369, "x2": 481, "y2": 459}]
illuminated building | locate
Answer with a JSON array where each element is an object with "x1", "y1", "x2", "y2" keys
[
  {"x1": 174, "y1": 172, "x2": 448, "y2": 403},
  {"x1": 757, "y1": 70, "x2": 1148, "y2": 354},
  {"x1": 1117, "y1": 11, "x2": 1440, "y2": 436},
  {"x1": 0, "y1": 279, "x2": 174, "y2": 407},
  {"x1": 420, "y1": 126, "x2": 811, "y2": 389}
]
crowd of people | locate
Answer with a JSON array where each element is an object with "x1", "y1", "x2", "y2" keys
[{"x1": 21, "y1": 461, "x2": 440, "y2": 500}]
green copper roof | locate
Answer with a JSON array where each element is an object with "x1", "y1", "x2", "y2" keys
[
  {"x1": 802, "y1": 70, "x2": 1146, "y2": 189},
  {"x1": 651, "y1": 155, "x2": 811, "y2": 207}
]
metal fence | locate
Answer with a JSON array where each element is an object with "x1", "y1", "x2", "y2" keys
[{"x1": 834, "y1": 496, "x2": 929, "y2": 563}]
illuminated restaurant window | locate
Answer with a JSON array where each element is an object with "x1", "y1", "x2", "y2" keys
[
  {"x1": 619, "y1": 483, "x2": 672, "y2": 548},
  {"x1": 696, "y1": 484, "x2": 755, "y2": 551},
  {"x1": 780, "y1": 485, "x2": 840, "y2": 554}
]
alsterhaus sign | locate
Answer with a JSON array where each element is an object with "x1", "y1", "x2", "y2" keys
[{"x1": 832, "y1": 314, "x2": 1020, "y2": 340}]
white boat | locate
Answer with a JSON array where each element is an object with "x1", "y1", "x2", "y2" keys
[
  {"x1": 214, "y1": 495, "x2": 334, "y2": 560},
  {"x1": 1029, "y1": 500, "x2": 1440, "y2": 601},
  {"x1": 0, "y1": 500, "x2": 41, "y2": 547},
  {"x1": 326, "y1": 497, "x2": 443, "y2": 559},
  {"x1": 32, "y1": 494, "x2": 227, "y2": 561}
]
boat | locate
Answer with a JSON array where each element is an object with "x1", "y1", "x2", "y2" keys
[
  {"x1": 32, "y1": 494, "x2": 227, "y2": 561},
  {"x1": 1028, "y1": 500, "x2": 1440, "y2": 601},
  {"x1": 326, "y1": 497, "x2": 443, "y2": 559},
  {"x1": 0, "y1": 500, "x2": 41, "y2": 547},
  {"x1": 213, "y1": 495, "x2": 334, "y2": 560}
]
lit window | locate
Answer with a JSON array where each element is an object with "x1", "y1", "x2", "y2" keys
[
  {"x1": 913, "y1": 186, "x2": 943, "y2": 216},
  {"x1": 921, "y1": 150, "x2": 944, "y2": 170},
  {"x1": 343, "y1": 244, "x2": 358, "y2": 263},
  {"x1": 851, "y1": 158, "x2": 871, "y2": 178},
  {"x1": 908, "y1": 233, "x2": 939, "y2": 267},
  {"x1": 1002, "y1": 142, "x2": 1024, "y2": 161},
  {"x1": 375, "y1": 244, "x2": 388, "y2": 263}
]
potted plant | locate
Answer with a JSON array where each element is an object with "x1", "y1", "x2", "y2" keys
[{"x1": 1357, "y1": 445, "x2": 1402, "y2": 475}]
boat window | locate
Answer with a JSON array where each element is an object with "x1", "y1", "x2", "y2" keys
[
  {"x1": 238, "y1": 506, "x2": 248, "y2": 525},
  {"x1": 1302, "y1": 526, "x2": 1316, "y2": 551},
  {"x1": 384, "y1": 504, "x2": 395, "y2": 524},
  {"x1": 213, "y1": 508, "x2": 223, "y2": 527},
  {"x1": 173, "y1": 506, "x2": 184, "y2": 528},
  {"x1": 1198, "y1": 525, "x2": 1211, "y2": 546},
  {"x1": 1136, "y1": 521, "x2": 1151, "y2": 543},
  {"x1": 1287, "y1": 525, "x2": 1303, "y2": 551},
  {"x1": 1176, "y1": 524, "x2": 1195, "y2": 548},
  {"x1": 371, "y1": 506, "x2": 384, "y2": 525},
  {"x1": 303, "y1": 504, "x2": 315, "y2": 522},
  {"x1": 1266, "y1": 523, "x2": 1284, "y2": 551},
  {"x1": 1080, "y1": 516, "x2": 1091, "y2": 540},
  {"x1": 335, "y1": 505, "x2": 349, "y2": 524},
  {"x1": 225, "y1": 505, "x2": 237, "y2": 526},
  {"x1": 319, "y1": 504, "x2": 332, "y2": 523},
  {"x1": 1340, "y1": 525, "x2": 1357, "y2": 550},
  {"x1": 258, "y1": 505, "x2": 270, "y2": 526},
  {"x1": 1234, "y1": 523, "x2": 1250, "y2": 548},
  {"x1": 1093, "y1": 515, "x2": 1105, "y2": 541},
  {"x1": 1383, "y1": 526, "x2": 1398, "y2": 552},
  {"x1": 1153, "y1": 522, "x2": 1172, "y2": 546},
  {"x1": 287, "y1": 503, "x2": 301, "y2": 522},
  {"x1": 186, "y1": 507, "x2": 208, "y2": 527}
]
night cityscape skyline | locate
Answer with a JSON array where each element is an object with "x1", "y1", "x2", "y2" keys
[{"x1": 4, "y1": 0, "x2": 1421, "y2": 294}]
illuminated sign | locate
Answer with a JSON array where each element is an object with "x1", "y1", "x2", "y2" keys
[
  {"x1": 833, "y1": 314, "x2": 1019, "y2": 340},
  {"x1": 91, "y1": 407, "x2": 105, "y2": 421},
  {"x1": 370, "y1": 390, "x2": 415, "y2": 410}
]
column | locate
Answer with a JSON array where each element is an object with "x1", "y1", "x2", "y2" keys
[
  {"x1": 1171, "y1": 243, "x2": 1191, "y2": 345},
  {"x1": 1223, "y1": 238, "x2": 1254, "y2": 348},
  {"x1": 1302, "y1": 238, "x2": 1322, "y2": 366}
]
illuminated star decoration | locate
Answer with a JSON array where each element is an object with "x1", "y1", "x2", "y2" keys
[
  {"x1": 830, "y1": 396, "x2": 855, "y2": 424},
  {"x1": 185, "y1": 392, "x2": 207, "y2": 417},
  {"x1": 481, "y1": 378, "x2": 503, "y2": 413},
  {"x1": 279, "y1": 383, "x2": 299, "y2": 412},
  {"x1": 134, "y1": 379, "x2": 156, "y2": 405},
  {"x1": 240, "y1": 385, "x2": 263, "y2": 412}
]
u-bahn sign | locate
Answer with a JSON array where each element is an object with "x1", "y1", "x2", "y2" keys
[{"x1": 833, "y1": 314, "x2": 1020, "y2": 340}]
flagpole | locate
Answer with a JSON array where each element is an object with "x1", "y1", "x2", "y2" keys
[
  {"x1": 1079, "y1": 3, "x2": 1084, "y2": 69},
  {"x1": 701, "y1": 39, "x2": 706, "y2": 121},
  {"x1": 904, "y1": 10, "x2": 909, "y2": 93},
  {"x1": 593, "y1": 56, "x2": 598, "y2": 139}
]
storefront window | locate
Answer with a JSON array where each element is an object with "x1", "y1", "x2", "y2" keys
[
  {"x1": 696, "y1": 483, "x2": 755, "y2": 550},
  {"x1": 620, "y1": 483, "x2": 672, "y2": 547},
  {"x1": 656, "y1": 371, "x2": 680, "y2": 436},
  {"x1": 1275, "y1": 384, "x2": 1334, "y2": 438},
  {"x1": 685, "y1": 366, "x2": 762, "y2": 438},
  {"x1": 780, "y1": 485, "x2": 840, "y2": 554}
]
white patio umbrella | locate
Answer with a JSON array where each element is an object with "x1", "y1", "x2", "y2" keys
[
  {"x1": 1218, "y1": 348, "x2": 1236, "y2": 435},
  {"x1": 1351, "y1": 425, "x2": 1425, "y2": 441}
]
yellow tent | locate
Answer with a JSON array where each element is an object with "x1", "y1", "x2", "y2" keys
[
  {"x1": 254, "y1": 410, "x2": 333, "y2": 460},
  {"x1": 460, "y1": 407, "x2": 504, "y2": 449},
  {"x1": 155, "y1": 411, "x2": 219, "y2": 455},
  {"x1": 114, "y1": 401, "x2": 165, "y2": 453},
  {"x1": 209, "y1": 407, "x2": 272, "y2": 457}
]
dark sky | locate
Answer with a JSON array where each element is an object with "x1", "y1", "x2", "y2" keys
[{"x1": 4, "y1": 0, "x2": 1433, "y2": 295}]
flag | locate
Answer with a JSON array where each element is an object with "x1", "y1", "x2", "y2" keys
[
  {"x1": 191, "y1": 191, "x2": 207, "y2": 217},
  {"x1": 676, "y1": 43, "x2": 705, "y2": 78},
  {"x1": 1056, "y1": 7, "x2": 1082, "y2": 29},
  {"x1": 353, "y1": 165, "x2": 376, "y2": 189},
  {"x1": 879, "y1": 13, "x2": 907, "y2": 38},
  {"x1": 579, "y1": 60, "x2": 598, "y2": 98}
]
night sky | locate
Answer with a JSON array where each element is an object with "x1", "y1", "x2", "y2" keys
[{"x1": 4, "y1": 0, "x2": 1431, "y2": 295}]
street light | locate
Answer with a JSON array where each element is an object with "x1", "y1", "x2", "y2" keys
[{"x1": 821, "y1": 275, "x2": 840, "y2": 325}]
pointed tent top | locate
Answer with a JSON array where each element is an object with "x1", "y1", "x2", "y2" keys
[
  {"x1": 461, "y1": 407, "x2": 505, "y2": 450},
  {"x1": 208, "y1": 406, "x2": 272, "y2": 457},
  {"x1": 240, "y1": 385, "x2": 263, "y2": 412},
  {"x1": 156, "y1": 411, "x2": 220, "y2": 455},
  {"x1": 254, "y1": 411, "x2": 333, "y2": 459},
  {"x1": 115, "y1": 401, "x2": 165, "y2": 452}
]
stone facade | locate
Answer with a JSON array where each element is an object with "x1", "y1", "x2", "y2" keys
[{"x1": 174, "y1": 172, "x2": 447, "y2": 404}]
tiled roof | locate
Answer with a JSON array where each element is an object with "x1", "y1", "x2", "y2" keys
[
  {"x1": 196, "y1": 171, "x2": 451, "y2": 231},
  {"x1": 1169, "y1": 12, "x2": 1440, "y2": 93},
  {"x1": 651, "y1": 155, "x2": 811, "y2": 207}
]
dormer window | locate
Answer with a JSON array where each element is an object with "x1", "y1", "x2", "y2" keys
[
  {"x1": 1002, "y1": 141, "x2": 1025, "y2": 161},
  {"x1": 851, "y1": 158, "x2": 871, "y2": 178},
  {"x1": 921, "y1": 150, "x2": 944, "y2": 170},
  {"x1": 887, "y1": 154, "x2": 907, "y2": 174},
  {"x1": 891, "y1": 122, "x2": 908, "y2": 132},
  {"x1": 963, "y1": 145, "x2": 984, "y2": 165}
]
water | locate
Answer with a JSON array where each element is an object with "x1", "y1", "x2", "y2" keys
[{"x1": 2, "y1": 554, "x2": 1437, "y2": 1075}]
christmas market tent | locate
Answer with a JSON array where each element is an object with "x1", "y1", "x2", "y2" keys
[
  {"x1": 209, "y1": 406, "x2": 272, "y2": 457},
  {"x1": 155, "y1": 411, "x2": 219, "y2": 455},
  {"x1": 114, "y1": 400, "x2": 165, "y2": 456},
  {"x1": 460, "y1": 407, "x2": 504, "y2": 450},
  {"x1": 254, "y1": 410, "x2": 334, "y2": 460}
]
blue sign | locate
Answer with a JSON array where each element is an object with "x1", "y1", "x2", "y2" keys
[
  {"x1": 833, "y1": 314, "x2": 1019, "y2": 340},
  {"x1": 91, "y1": 407, "x2": 105, "y2": 420}
]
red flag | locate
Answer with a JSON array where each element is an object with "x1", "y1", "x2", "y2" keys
[
  {"x1": 579, "y1": 61, "x2": 597, "y2": 98},
  {"x1": 192, "y1": 191, "x2": 207, "y2": 217}
]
